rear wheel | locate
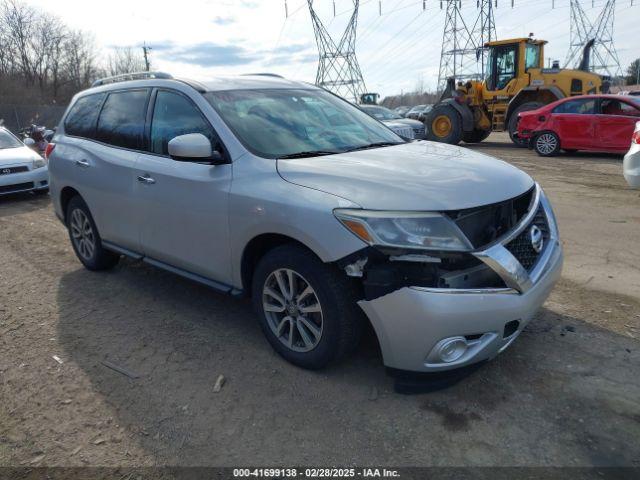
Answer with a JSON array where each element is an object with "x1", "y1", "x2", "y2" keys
[
  {"x1": 426, "y1": 105, "x2": 463, "y2": 145},
  {"x1": 252, "y1": 244, "x2": 363, "y2": 369},
  {"x1": 509, "y1": 102, "x2": 544, "y2": 147},
  {"x1": 462, "y1": 129, "x2": 491, "y2": 143},
  {"x1": 533, "y1": 131, "x2": 561, "y2": 157},
  {"x1": 66, "y1": 196, "x2": 120, "y2": 271}
]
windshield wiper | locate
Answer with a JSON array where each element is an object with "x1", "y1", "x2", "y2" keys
[
  {"x1": 278, "y1": 150, "x2": 337, "y2": 159},
  {"x1": 343, "y1": 142, "x2": 403, "y2": 153}
]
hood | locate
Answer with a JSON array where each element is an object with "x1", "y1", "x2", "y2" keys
[
  {"x1": 0, "y1": 146, "x2": 40, "y2": 166},
  {"x1": 277, "y1": 141, "x2": 534, "y2": 211},
  {"x1": 393, "y1": 118, "x2": 424, "y2": 128}
]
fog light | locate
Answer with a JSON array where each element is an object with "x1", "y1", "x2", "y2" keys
[{"x1": 438, "y1": 337, "x2": 468, "y2": 363}]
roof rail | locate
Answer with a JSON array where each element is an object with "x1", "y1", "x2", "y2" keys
[
  {"x1": 92, "y1": 71, "x2": 173, "y2": 88},
  {"x1": 242, "y1": 73, "x2": 284, "y2": 78}
]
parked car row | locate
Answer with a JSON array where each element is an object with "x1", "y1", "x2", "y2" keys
[
  {"x1": 358, "y1": 105, "x2": 426, "y2": 139},
  {"x1": 3, "y1": 73, "x2": 637, "y2": 383}
]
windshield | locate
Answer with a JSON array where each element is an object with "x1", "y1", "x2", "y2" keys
[
  {"x1": 361, "y1": 106, "x2": 402, "y2": 121},
  {"x1": 525, "y1": 43, "x2": 541, "y2": 71},
  {"x1": 0, "y1": 129, "x2": 23, "y2": 149},
  {"x1": 205, "y1": 89, "x2": 403, "y2": 159},
  {"x1": 409, "y1": 105, "x2": 426, "y2": 113}
]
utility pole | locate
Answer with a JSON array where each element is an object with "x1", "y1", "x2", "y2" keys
[
  {"x1": 142, "y1": 42, "x2": 152, "y2": 72},
  {"x1": 565, "y1": 0, "x2": 622, "y2": 79},
  {"x1": 307, "y1": 0, "x2": 367, "y2": 102}
]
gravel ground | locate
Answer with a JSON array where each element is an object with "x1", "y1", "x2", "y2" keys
[{"x1": 1, "y1": 133, "x2": 639, "y2": 468}]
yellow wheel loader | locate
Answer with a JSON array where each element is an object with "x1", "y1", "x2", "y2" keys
[{"x1": 425, "y1": 37, "x2": 606, "y2": 146}]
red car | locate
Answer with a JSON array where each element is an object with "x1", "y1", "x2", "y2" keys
[{"x1": 517, "y1": 95, "x2": 640, "y2": 156}]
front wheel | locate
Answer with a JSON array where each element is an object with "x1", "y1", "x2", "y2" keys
[
  {"x1": 533, "y1": 131, "x2": 561, "y2": 157},
  {"x1": 252, "y1": 245, "x2": 363, "y2": 369},
  {"x1": 425, "y1": 105, "x2": 463, "y2": 145}
]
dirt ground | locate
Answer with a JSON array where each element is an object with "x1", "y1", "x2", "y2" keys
[{"x1": 1, "y1": 132, "x2": 639, "y2": 468}]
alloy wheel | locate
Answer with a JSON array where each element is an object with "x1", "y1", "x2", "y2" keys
[
  {"x1": 70, "y1": 208, "x2": 95, "y2": 261},
  {"x1": 536, "y1": 133, "x2": 558, "y2": 155},
  {"x1": 262, "y1": 268, "x2": 323, "y2": 353}
]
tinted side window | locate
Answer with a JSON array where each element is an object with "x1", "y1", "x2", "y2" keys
[
  {"x1": 601, "y1": 99, "x2": 640, "y2": 117},
  {"x1": 96, "y1": 90, "x2": 149, "y2": 149},
  {"x1": 553, "y1": 99, "x2": 595, "y2": 115},
  {"x1": 150, "y1": 91, "x2": 218, "y2": 156},
  {"x1": 64, "y1": 93, "x2": 105, "y2": 139}
]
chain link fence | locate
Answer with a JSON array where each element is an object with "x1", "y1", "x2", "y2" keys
[{"x1": 0, "y1": 104, "x2": 67, "y2": 134}]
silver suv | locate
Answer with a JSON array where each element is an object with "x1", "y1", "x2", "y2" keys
[{"x1": 49, "y1": 72, "x2": 563, "y2": 374}]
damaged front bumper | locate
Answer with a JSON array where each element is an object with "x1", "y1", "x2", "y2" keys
[{"x1": 357, "y1": 187, "x2": 563, "y2": 373}]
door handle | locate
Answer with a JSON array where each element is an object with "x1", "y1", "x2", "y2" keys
[
  {"x1": 137, "y1": 174, "x2": 156, "y2": 185},
  {"x1": 75, "y1": 159, "x2": 90, "y2": 168}
]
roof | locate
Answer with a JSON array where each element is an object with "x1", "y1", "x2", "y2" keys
[
  {"x1": 86, "y1": 72, "x2": 314, "y2": 95},
  {"x1": 485, "y1": 38, "x2": 548, "y2": 47}
]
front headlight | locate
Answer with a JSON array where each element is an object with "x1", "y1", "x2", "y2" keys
[
  {"x1": 334, "y1": 209, "x2": 473, "y2": 252},
  {"x1": 32, "y1": 158, "x2": 46, "y2": 169}
]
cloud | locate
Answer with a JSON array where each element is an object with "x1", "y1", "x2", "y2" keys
[
  {"x1": 153, "y1": 40, "x2": 316, "y2": 69},
  {"x1": 212, "y1": 16, "x2": 235, "y2": 26},
  {"x1": 153, "y1": 41, "x2": 259, "y2": 67}
]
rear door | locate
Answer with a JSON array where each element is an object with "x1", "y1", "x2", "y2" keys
[
  {"x1": 596, "y1": 98, "x2": 640, "y2": 151},
  {"x1": 60, "y1": 89, "x2": 149, "y2": 251},
  {"x1": 548, "y1": 98, "x2": 597, "y2": 149},
  {"x1": 135, "y1": 89, "x2": 233, "y2": 284},
  {"x1": 88, "y1": 89, "x2": 150, "y2": 250}
]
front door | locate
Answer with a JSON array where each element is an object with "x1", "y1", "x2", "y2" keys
[
  {"x1": 596, "y1": 98, "x2": 640, "y2": 151},
  {"x1": 135, "y1": 89, "x2": 233, "y2": 284},
  {"x1": 548, "y1": 98, "x2": 597, "y2": 150}
]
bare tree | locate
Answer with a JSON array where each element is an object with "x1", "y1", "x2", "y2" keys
[{"x1": 106, "y1": 47, "x2": 146, "y2": 76}]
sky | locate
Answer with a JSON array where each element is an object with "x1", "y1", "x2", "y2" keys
[{"x1": 27, "y1": 0, "x2": 640, "y2": 97}]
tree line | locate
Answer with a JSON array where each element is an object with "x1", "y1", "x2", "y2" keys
[{"x1": 0, "y1": 0, "x2": 147, "y2": 106}]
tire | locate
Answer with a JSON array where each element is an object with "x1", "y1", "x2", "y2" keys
[
  {"x1": 508, "y1": 102, "x2": 544, "y2": 147},
  {"x1": 533, "y1": 131, "x2": 561, "y2": 157},
  {"x1": 66, "y1": 196, "x2": 120, "y2": 271},
  {"x1": 251, "y1": 244, "x2": 363, "y2": 370},
  {"x1": 462, "y1": 129, "x2": 491, "y2": 143},
  {"x1": 425, "y1": 105, "x2": 463, "y2": 145}
]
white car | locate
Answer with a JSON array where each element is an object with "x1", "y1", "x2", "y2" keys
[
  {"x1": 0, "y1": 127, "x2": 49, "y2": 195},
  {"x1": 623, "y1": 121, "x2": 640, "y2": 188}
]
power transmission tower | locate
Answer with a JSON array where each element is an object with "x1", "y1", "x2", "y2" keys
[
  {"x1": 437, "y1": 0, "x2": 495, "y2": 91},
  {"x1": 307, "y1": 0, "x2": 367, "y2": 102},
  {"x1": 565, "y1": 0, "x2": 622, "y2": 79}
]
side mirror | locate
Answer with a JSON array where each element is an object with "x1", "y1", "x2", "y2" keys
[
  {"x1": 168, "y1": 133, "x2": 227, "y2": 165},
  {"x1": 23, "y1": 138, "x2": 35, "y2": 146}
]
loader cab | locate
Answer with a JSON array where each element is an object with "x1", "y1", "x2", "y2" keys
[{"x1": 484, "y1": 38, "x2": 546, "y2": 93}]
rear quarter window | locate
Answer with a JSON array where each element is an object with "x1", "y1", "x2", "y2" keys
[
  {"x1": 64, "y1": 93, "x2": 106, "y2": 139},
  {"x1": 96, "y1": 89, "x2": 150, "y2": 150}
]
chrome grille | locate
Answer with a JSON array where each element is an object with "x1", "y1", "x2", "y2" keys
[
  {"x1": 412, "y1": 125, "x2": 426, "y2": 139},
  {"x1": 505, "y1": 207, "x2": 549, "y2": 271}
]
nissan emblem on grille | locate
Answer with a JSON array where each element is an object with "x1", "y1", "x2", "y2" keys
[{"x1": 530, "y1": 225, "x2": 544, "y2": 253}]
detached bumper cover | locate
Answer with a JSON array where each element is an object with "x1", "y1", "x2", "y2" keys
[{"x1": 358, "y1": 185, "x2": 563, "y2": 372}]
